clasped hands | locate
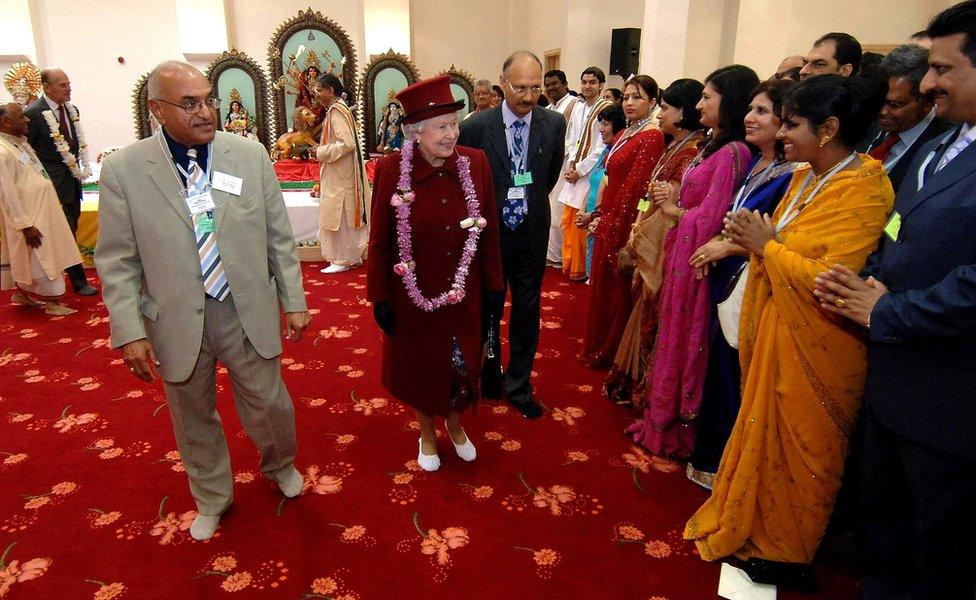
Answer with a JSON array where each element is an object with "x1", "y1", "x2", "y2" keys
[{"x1": 813, "y1": 265, "x2": 888, "y2": 328}]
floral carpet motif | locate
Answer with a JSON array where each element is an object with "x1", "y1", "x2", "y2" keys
[{"x1": 0, "y1": 266, "x2": 857, "y2": 599}]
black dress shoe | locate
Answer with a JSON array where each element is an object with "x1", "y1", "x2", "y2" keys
[
  {"x1": 508, "y1": 398, "x2": 543, "y2": 419},
  {"x1": 74, "y1": 285, "x2": 98, "y2": 296}
]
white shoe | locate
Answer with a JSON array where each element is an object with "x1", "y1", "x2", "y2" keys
[
  {"x1": 417, "y1": 438, "x2": 440, "y2": 472},
  {"x1": 278, "y1": 466, "x2": 303, "y2": 498},
  {"x1": 190, "y1": 514, "x2": 221, "y2": 541},
  {"x1": 451, "y1": 430, "x2": 477, "y2": 462},
  {"x1": 321, "y1": 263, "x2": 352, "y2": 274}
]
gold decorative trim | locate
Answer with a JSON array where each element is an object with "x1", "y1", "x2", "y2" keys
[
  {"x1": 131, "y1": 71, "x2": 152, "y2": 140},
  {"x1": 437, "y1": 65, "x2": 476, "y2": 109},
  {"x1": 205, "y1": 48, "x2": 272, "y2": 150},
  {"x1": 266, "y1": 7, "x2": 359, "y2": 141}
]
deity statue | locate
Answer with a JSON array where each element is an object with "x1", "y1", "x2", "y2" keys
[
  {"x1": 223, "y1": 88, "x2": 257, "y2": 140},
  {"x1": 376, "y1": 93, "x2": 404, "y2": 154},
  {"x1": 274, "y1": 46, "x2": 344, "y2": 140},
  {"x1": 274, "y1": 106, "x2": 318, "y2": 160},
  {"x1": 3, "y1": 62, "x2": 41, "y2": 107}
]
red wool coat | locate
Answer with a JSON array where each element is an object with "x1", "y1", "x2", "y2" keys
[{"x1": 367, "y1": 145, "x2": 504, "y2": 415}]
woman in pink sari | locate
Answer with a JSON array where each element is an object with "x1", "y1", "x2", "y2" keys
[{"x1": 627, "y1": 65, "x2": 757, "y2": 460}]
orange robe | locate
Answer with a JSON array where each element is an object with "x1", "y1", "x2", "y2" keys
[{"x1": 684, "y1": 156, "x2": 894, "y2": 563}]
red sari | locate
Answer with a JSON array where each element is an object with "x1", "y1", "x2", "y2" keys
[{"x1": 579, "y1": 127, "x2": 665, "y2": 366}]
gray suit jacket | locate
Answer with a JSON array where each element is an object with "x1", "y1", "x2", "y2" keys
[{"x1": 95, "y1": 131, "x2": 307, "y2": 382}]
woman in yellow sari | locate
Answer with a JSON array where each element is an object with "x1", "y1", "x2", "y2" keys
[{"x1": 684, "y1": 74, "x2": 894, "y2": 583}]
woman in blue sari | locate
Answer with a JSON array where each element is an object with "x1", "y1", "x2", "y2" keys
[{"x1": 686, "y1": 78, "x2": 797, "y2": 489}]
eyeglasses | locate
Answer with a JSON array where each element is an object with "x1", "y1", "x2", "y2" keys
[
  {"x1": 505, "y1": 81, "x2": 543, "y2": 96},
  {"x1": 154, "y1": 97, "x2": 221, "y2": 115},
  {"x1": 883, "y1": 97, "x2": 919, "y2": 110}
]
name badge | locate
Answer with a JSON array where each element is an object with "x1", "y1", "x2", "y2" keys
[
  {"x1": 212, "y1": 171, "x2": 243, "y2": 195},
  {"x1": 507, "y1": 187, "x2": 526, "y2": 200},
  {"x1": 513, "y1": 171, "x2": 534, "y2": 187},
  {"x1": 883, "y1": 211, "x2": 902, "y2": 242},
  {"x1": 637, "y1": 197, "x2": 651, "y2": 213},
  {"x1": 197, "y1": 215, "x2": 215, "y2": 233},
  {"x1": 186, "y1": 190, "x2": 217, "y2": 216}
]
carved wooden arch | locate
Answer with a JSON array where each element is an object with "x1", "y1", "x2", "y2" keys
[
  {"x1": 131, "y1": 72, "x2": 152, "y2": 140},
  {"x1": 205, "y1": 49, "x2": 272, "y2": 150},
  {"x1": 438, "y1": 65, "x2": 476, "y2": 110},
  {"x1": 267, "y1": 7, "x2": 358, "y2": 141},
  {"x1": 360, "y1": 49, "x2": 420, "y2": 153}
]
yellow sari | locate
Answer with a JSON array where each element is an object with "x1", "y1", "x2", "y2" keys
[{"x1": 684, "y1": 156, "x2": 894, "y2": 563}]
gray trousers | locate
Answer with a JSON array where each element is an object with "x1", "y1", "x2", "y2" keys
[{"x1": 162, "y1": 294, "x2": 297, "y2": 515}]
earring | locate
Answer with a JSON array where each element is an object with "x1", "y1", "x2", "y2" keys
[{"x1": 819, "y1": 136, "x2": 830, "y2": 148}]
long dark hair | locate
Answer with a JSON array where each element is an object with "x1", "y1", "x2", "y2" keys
[
  {"x1": 661, "y1": 78, "x2": 704, "y2": 131},
  {"x1": 702, "y1": 65, "x2": 759, "y2": 159},
  {"x1": 781, "y1": 73, "x2": 886, "y2": 149}
]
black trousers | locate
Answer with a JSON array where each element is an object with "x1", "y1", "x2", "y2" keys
[
  {"x1": 60, "y1": 190, "x2": 89, "y2": 291},
  {"x1": 860, "y1": 407, "x2": 976, "y2": 600},
  {"x1": 498, "y1": 227, "x2": 546, "y2": 404}
]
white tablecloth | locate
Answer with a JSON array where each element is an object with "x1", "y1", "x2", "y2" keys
[{"x1": 81, "y1": 190, "x2": 320, "y2": 243}]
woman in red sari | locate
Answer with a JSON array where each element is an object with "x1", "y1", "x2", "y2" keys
[{"x1": 579, "y1": 76, "x2": 665, "y2": 366}]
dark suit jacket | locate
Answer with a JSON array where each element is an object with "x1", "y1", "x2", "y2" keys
[
  {"x1": 862, "y1": 126, "x2": 976, "y2": 459},
  {"x1": 458, "y1": 105, "x2": 566, "y2": 258},
  {"x1": 25, "y1": 97, "x2": 82, "y2": 209},
  {"x1": 869, "y1": 116, "x2": 953, "y2": 192}
]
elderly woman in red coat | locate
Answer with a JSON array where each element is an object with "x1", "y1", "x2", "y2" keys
[{"x1": 367, "y1": 75, "x2": 504, "y2": 471}]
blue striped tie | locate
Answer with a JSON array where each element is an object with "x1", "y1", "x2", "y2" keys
[
  {"x1": 503, "y1": 119, "x2": 527, "y2": 230},
  {"x1": 187, "y1": 149, "x2": 229, "y2": 301}
]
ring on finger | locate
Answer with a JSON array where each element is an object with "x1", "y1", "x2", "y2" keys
[{"x1": 834, "y1": 298, "x2": 847, "y2": 308}]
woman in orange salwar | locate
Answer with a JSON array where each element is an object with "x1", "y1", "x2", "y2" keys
[{"x1": 684, "y1": 74, "x2": 894, "y2": 582}]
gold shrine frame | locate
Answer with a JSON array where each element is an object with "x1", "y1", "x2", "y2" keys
[
  {"x1": 439, "y1": 65, "x2": 476, "y2": 113},
  {"x1": 131, "y1": 72, "x2": 152, "y2": 140},
  {"x1": 267, "y1": 8, "x2": 358, "y2": 141},
  {"x1": 361, "y1": 50, "x2": 421, "y2": 153},
  {"x1": 205, "y1": 49, "x2": 272, "y2": 150}
]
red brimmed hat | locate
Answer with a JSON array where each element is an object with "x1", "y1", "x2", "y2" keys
[{"x1": 396, "y1": 74, "x2": 466, "y2": 125}]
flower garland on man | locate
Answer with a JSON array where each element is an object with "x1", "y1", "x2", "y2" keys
[{"x1": 367, "y1": 75, "x2": 505, "y2": 472}]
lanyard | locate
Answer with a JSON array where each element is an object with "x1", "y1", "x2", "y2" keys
[
  {"x1": 731, "y1": 158, "x2": 782, "y2": 213},
  {"x1": 155, "y1": 129, "x2": 213, "y2": 196},
  {"x1": 775, "y1": 153, "x2": 856, "y2": 233}
]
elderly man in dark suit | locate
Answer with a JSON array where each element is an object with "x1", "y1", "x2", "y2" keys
[
  {"x1": 459, "y1": 51, "x2": 566, "y2": 419},
  {"x1": 24, "y1": 68, "x2": 95, "y2": 295},
  {"x1": 814, "y1": 3, "x2": 976, "y2": 598},
  {"x1": 866, "y1": 44, "x2": 952, "y2": 192}
]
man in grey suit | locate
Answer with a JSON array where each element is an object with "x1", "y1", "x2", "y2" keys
[
  {"x1": 96, "y1": 61, "x2": 311, "y2": 541},
  {"x1": 815, "y1": 3, "x2": 976, "y2": 597},
  {"x1": 24, "y1": 68, "x2": 96, "y2": 295},
  {"x1": 459, "y1": 51, "x2": 566, "y2": 419}
]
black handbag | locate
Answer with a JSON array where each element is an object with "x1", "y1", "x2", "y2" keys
[{"x1": 481, "y1": 311, "x2": 504, "y2": 399}]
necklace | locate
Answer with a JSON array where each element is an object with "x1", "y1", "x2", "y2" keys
[
  {"x1": 392, "y1": 141, "x2": 486, "y2": 312},
  {"x1": 607, "y1": 115, "x2": 655, "y2": 163}
]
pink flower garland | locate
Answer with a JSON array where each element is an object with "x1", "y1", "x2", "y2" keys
[{"x1": 391, "y1": 140, "x2": 486, "y2": 312}]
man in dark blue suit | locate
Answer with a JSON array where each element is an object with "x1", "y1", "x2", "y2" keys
[
  {"x1": 459, "y1": 51, "x2": 566, "y2": 419},
  {"x1": 815, "y1": 3, "x2": 976, "y2": 598}
]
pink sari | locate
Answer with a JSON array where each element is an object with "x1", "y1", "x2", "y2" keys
[{"x1": 626, "y1": 141, "x2": 750, "y2": 458}]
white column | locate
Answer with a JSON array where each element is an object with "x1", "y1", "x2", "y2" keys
[
  {"x1": 365, "y1": 0, "x2": 410, "y2": 57},
  {"x1": 174, "y1": 0, "x2": 228, "y2": 62},
  {"x1": 639, "y1": 0, "x2": 691, "y2": 87},
  {"x1": 0, "y1": 0, "x2": 37, "y2": 62}
]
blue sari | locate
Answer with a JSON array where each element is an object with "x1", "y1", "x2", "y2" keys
[
  {"x1": 584, "y1": 146, "x2": 610, "y2": 278},
  {"x1": 687, "y1": 157, "x2": 795, "y2": 487}
]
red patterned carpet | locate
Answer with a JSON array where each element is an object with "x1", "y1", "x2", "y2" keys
[{"x1": 0, "y1": 265, "x2": 858, "y2": 599}]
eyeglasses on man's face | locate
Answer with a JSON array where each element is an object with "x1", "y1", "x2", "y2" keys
[
  {"x1": 154, "y1": 97, "x2": 221, "y2": 115},
  {"x1": 505, "y1": 81, "x2": 543, "y2": 96}
]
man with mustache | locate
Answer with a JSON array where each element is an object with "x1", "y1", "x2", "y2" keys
[
  {"x1": 814, "y1": 3, "x2": 976, "y2": 597},
  {"x1": 459, "y1": 51, "x2": 566, "y2": 419},
  {"x1": 95, "y1": 61, "x2": 311, "y2": 541}
]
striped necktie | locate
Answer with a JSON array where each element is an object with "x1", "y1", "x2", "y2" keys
[{"x1": 187, "y1": 149, "x2": 229, "y2": 301}]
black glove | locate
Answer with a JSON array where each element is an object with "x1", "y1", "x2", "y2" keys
[{"x1": 373, "y1": 302, "x2": 395, "y2": 336}]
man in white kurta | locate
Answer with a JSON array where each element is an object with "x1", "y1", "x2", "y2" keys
[
  {"x1": 544, "y1": 70, "x2": 578, "y2": 266},
  {"x1": 314, "y1": 74, "x2": 370, "y2": 274},
  {"x1": 555, "y1": 68, "x2": 612, "y2": 279},
  {"x1": 0, "y1": 102, "x2": 81, "y2": 315}
]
